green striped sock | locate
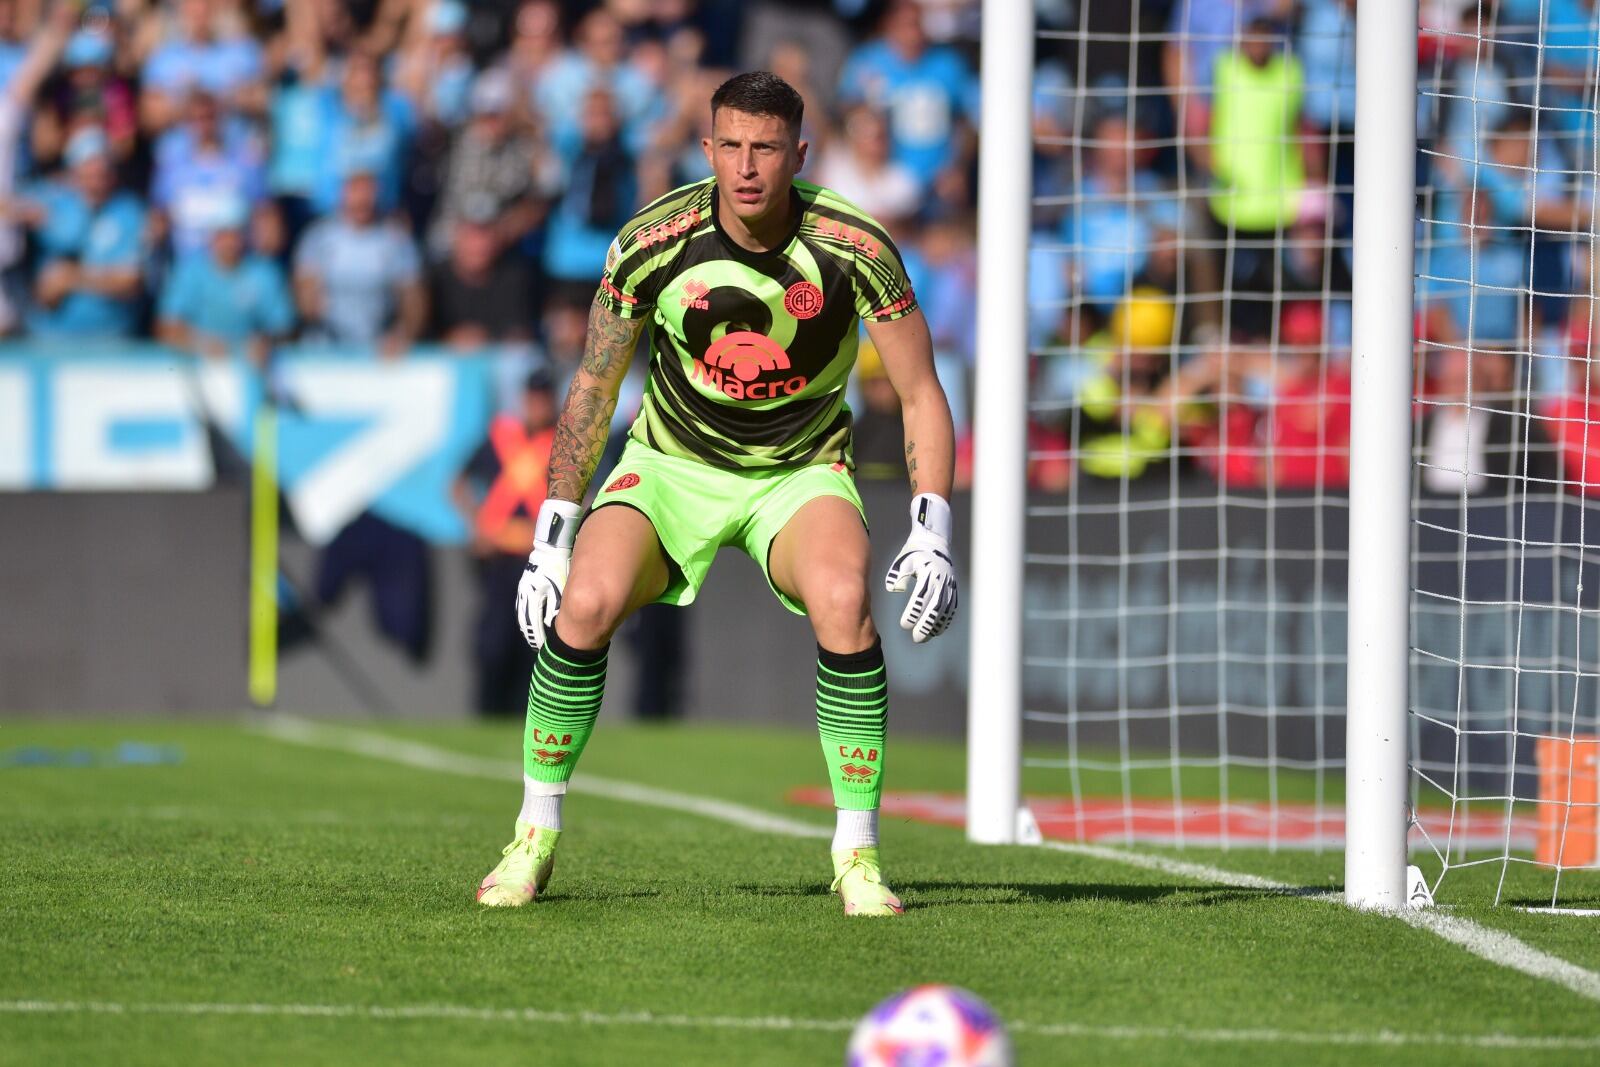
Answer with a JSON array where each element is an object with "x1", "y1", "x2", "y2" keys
[
  {"x1": 523, "y1": 629, "x2": 608, "y2": 784},
  {"x1": 816, "y1": 641, "x2": 888, "y2": 811}
]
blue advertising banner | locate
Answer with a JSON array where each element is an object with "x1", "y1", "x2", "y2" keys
[{"x1": 0, "y1": 343, "x2": 503, "y2": 545}]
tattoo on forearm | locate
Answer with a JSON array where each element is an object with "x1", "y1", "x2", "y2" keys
[
  {"x1": 905, "y1": 440, "x2": 919, "y2": 494},
  {"x1": 547, "y1": 302, "x2": 640, "y2": 501},
  {"x1": 547, "y1": 382, "x2": 617, "y2": 502}
]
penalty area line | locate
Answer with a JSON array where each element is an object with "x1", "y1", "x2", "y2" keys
[{"x1": 1, "y1": 1000, "x2": 1596, "y2": 1051}]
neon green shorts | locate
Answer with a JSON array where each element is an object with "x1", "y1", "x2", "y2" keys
[{"x1": 590, "y1": 440, "x2": 866, "y2": 615}]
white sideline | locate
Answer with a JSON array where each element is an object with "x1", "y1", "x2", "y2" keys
[
  {"x1": 1396, "y1": 909, "x2": 1600, "y2": 1003},
  {"x1": 250, "y1": 715, "x2": 830, "y2": 840},
  {"x1": 251, "y1": 718, "x2": 1600, "y2": 1006},
  {"x1": 1518, "y1": 907, "x2": 1600, "y2": 917},
  {"x1": 1042, "y1": 842, "x2": 1600, "y2": 1005},
  {"x1": 3, "y1": 999, "x2": 1598, "y2": 1051}
]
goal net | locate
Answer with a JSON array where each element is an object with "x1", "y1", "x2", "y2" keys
[
  {"x1": 1023, "y1": 4, "x2": 1357, "y2": 854},
  {"x1": 1411, "y1": 1, "x2": 1599, "y2": 905},
  {"x1": 1014, "y1": 1, "x2": 1598, "y2": 903}
]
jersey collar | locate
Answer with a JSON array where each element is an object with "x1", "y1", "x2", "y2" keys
[{"x1": 709, "y1": 184, "x2": 805, "y2": 265}]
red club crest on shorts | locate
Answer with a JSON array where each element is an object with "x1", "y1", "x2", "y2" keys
[
  {"x1": 606, "y1": 473, "x2": 641, "y2": 492},
  {"x1": 784, "y1": 281, "x2": 824, "y2": 320}
]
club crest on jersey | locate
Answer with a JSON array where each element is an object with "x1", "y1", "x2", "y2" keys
[
  {"x1": 783, "y1": 281, "x2": 824, "y2": 320},
  {"x1": 636, "y1": 208, "x2": 701, "y2": 249},
  {"x1": 691, "y1": 331, "x2": 808, "y2": 401}
]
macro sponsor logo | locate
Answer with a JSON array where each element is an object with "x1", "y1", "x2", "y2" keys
[
  {"x1": 680, "y1": 279, "x2": 710, "y2": 311},
  {"x1": 837, "y1": 746, "x2": 878, "y2": 762},
  {"x1": 815, "y1": 216, "x2": 880, "y2": 259},
  {"x1": 690, "y1": 331, "x2": 808, "y2": 401},
  {"x1": 840, "y1": 763, "x2": 876, "y2": 780},
  {"x1": 637, "y1": 209, "x2": 701, "y2": 249},
  {"x1": 783, "y1": 281, "x2": 824, "y2": 320},
  {"x1": 531, "y1": 748, "x2": 570, "y2": 767},
  {"x1": 606, "y1": 472, "x2": 640, "y2": 492}
]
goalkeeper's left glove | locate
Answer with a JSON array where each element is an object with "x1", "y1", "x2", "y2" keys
[
  {"x1": 514, "y1": 499, "x2": 581, "y2": 650},
  {"x1": 884, "y1": 493, "x2": 958, "y2": 644}
]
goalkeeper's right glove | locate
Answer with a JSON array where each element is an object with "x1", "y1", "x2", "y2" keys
[
  {"x1": 514, "y1": 499, "x2": 582, "y2": 650},
  {"x1": 884, "y1": 493, "x2": 959, "y2": 644}
]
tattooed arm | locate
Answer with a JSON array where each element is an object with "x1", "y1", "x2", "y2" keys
[
  {"x1": 864, "y1": 308, "x2": 954, "y2": 499},
  {"x1": 547, "y1": 298, "x2": 647, "y2": 503}
]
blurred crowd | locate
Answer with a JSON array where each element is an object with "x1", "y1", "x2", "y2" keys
[
  {"x1": 0, "y1": 0, "x2": 984, "y2": 430},
  {"x1": 1026, "y1": 0, "x2": 1600, "y2": 501},
  {"x1": 2, "y1": 0, "x2": 1598, "y2": 500}
]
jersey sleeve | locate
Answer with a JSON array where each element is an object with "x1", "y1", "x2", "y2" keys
[
  {"x1": 595, "y1": 234, "x2": 647, "y2": 318},
  {"x1": 853, "y1": 227, "x2": 919, "y2": 324},
  {"x1": 595, "y1": 184, "x2": 710, "y2": 319},
  {"x1": 595, "y1": 229, "x2": 670, "y2": 320}
]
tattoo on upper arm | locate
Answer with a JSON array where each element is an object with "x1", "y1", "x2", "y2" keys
[
  {"x1": 547, "y1": 301, "x2": 644, "y2": 502},
  {"x1": 905, "y1": 440, "x2": 919, "y2": 494},
  {"x1": 579, "y1": 300, "x2": 641, "y2": 379}
]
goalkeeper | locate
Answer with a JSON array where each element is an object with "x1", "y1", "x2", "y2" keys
[{"x1": 475, "y1": 72, "x2": 957, "y2": 917}]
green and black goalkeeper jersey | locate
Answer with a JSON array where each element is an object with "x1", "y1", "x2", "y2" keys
[{"x1": 595, "y1": 177, "x2": 918, "y2": 471}]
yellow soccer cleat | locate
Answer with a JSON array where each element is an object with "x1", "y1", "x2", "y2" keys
[
  {"x1": 476, "y1": 822, "x2": 560, "y2": 907},
  {"x1": 830, "y1": 847, "x2": 904, "y2": 917}
]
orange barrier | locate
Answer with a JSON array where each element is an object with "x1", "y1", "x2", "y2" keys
[{"x1": 1536, "y1": 736, "x2": 1600, "y2": 867}]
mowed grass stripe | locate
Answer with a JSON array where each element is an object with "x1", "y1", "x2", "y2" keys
[
  {"x1": 250, "y1": 715, "x2": 831, "y2": 839},
  {"x1": 7, "y1": 721, "x2": 1600, "y2": 1067},
  {"x1": 254, "y1": 717, "x2": 1600, "y2": 1007},
  {"x1": 3, "y1": 999, "x2": 1596, "y2": 1052}
]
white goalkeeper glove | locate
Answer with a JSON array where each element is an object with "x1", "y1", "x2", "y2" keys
[
  {"x1": 514, "y1": 499, "x2": 581, "y2": 650},
  {"x1": 884, "y1": 493, "x2": 958, "y2": 644}
]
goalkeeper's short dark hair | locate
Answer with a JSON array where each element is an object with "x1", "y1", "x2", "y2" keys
[{"x1": 710, "y1": 71, "x2": 804, "y2": 137}]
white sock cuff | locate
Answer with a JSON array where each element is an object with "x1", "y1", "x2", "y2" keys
[
  {"x1": 832, "y1": 807, "x2": 880, "y2": 851},
  {"x1": 519, "y1": 776, "x2": 566, "y2": 830}
]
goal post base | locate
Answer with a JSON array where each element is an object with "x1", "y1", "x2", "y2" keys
[
  {"x1": 1406, "y1": 865, "x2": 1435, "y2": 909},
  {"x1": 963, "y1": 807, "x2": 1041, "y2": 847}
]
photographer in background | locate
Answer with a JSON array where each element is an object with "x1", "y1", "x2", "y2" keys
[{"x1": 453, "y1": 367, "x2": 560, "y2": 717}]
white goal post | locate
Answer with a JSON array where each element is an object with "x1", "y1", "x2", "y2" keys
[
  {"x1": 965, "y1": 0, "x2": 1033, "y2": 845},
  {"x1": 1343, "y1": 0, "x2": 1418, "y2": 908}
]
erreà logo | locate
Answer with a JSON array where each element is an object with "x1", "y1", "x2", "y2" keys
[
  {"x1": 840, "y1": 764, "x2": 876, "y2": 780},
  {"x1": 680, "y1": 278, "x2": 710, "y2": 311},
  {"x1": 690, "y1": 331, "x2": 808, "y2": 401}
]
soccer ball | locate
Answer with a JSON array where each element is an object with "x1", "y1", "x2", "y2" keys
[{"x1": 846, "y1": 985, "x2": 1013, "y2": 1067}]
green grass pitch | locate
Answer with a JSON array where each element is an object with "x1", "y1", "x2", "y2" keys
[{"x1": 2, "y1": 719, "x2": 1597, "y2": 1066}]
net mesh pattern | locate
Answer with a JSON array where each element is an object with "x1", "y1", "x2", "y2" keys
[{"x1": 1022, "y1": 2, "x2": 1597, "y2": 901}]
